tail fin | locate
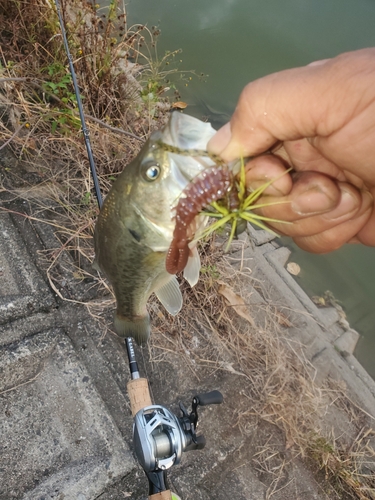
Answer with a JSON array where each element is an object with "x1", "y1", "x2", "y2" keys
[{"x1": 114, "y1": 313, "x2": 150, "y2": 346}]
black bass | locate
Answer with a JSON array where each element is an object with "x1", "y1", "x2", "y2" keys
[{"x1": 93, "y1": 113, "x2": 218, "y2": 345}]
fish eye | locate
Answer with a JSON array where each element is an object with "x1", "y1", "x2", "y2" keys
[{"x1": 143, "y1": 162, "x2": 161, "y2": 181}]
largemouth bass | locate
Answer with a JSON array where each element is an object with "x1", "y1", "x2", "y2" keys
[{"x1": 93, "y1": 112, "x2": 218, "y2": 345}]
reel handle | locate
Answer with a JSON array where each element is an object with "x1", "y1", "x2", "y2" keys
[
  {"x1": 194, "y1": 434, "x2": 206, "y2": 450},
  {"x1": 193, "y1": 390, "x2": 223, "y2": 406}
]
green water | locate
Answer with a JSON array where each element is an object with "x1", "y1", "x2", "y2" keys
[{"x1": 124, "y1": 0, "x2": 375, "y2": 377}]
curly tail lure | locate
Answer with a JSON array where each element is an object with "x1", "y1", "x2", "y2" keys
[{"x1": 156, "y1": 141, "x2": 291, "y2": 275}]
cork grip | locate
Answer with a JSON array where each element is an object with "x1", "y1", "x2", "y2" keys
[
  {"x1": 127, "y1": 378, "x2": 152, "y2": 416},
  {"x1": 149, "y1": 491, "x2": 172, "y2": 500}
]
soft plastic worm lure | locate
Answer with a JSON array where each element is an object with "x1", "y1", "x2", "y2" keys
[
  {"x1": 156, "y1": 141, "x2": 291, "y2": 275},
  {"x1": 166, "y1": 165, "x2": 233, "y2": 274}
]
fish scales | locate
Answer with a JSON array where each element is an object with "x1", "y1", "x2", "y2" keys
[{"x1": 93, "y1": 113, "x2": 219, "y2": 345}]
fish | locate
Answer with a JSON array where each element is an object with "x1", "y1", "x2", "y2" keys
[{"x1": 93, "y1": 112, "x2": 218, "y2": 345}]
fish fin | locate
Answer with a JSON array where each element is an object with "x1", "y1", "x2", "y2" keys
[
  {"x1": 183, "y1": 246, "x2": 201, "y2": 287},
  {"x1": 168, "y1": 112, "x2": 216, "y2": 150},
  {"x1": 114, "y1": 313, "x2": 150, "y2": 346},
  {"x1": 154, "y1": 276, "x2": 183, "y2": 316}
]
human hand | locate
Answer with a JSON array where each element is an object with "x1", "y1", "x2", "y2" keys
[{"x1": 207, "y1": 48, "x2": 375, "y2": 252}]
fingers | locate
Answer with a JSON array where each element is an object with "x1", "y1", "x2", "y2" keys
[
  {"x1": 244, "y1": 155, "x2": 343, "y2": 219},
  {"x1": 207, "y1": 48, "x2": 375, "y2": 251},
  {"x1": 206, "y1": 61, "x2": 331, "y2": 160},
  {"x1": 244, "y1": 155, "x2": 293, "y2": 196},
  {"x1": 208, "y1": 49, "x2": 375, "y2": 167},
  {"x1": 253, "y1": 176, "x2": 355, "y2": 227},
  {"x1": 293, "y1": 193, "x2": 373, "y2": 252},
  {"x1": 355, "y1": 187, "x2": 375, "y2": 246},
  {"x1": 252, "y1": 178, "x2": 373, "y2": 252},
  {"x1": 283, "y1": 140, "x2": 345, "y2": 180}
]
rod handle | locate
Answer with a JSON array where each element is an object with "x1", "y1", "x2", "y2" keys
[
  {"x1": 148, "y1": 490, "x2": 174, "y2": 500},
  {"x1": 127, "y1": 378, "x2": 152, "y2": 416}
]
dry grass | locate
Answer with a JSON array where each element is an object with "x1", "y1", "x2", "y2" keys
[
  {"x1": 151, "y1": 240, "x2": 323, "y2": 441},
  {"x1": 1, "y1": 1, "x2": 374, "y2": 499},
  {"x1": 0, "y1": 0, "x2": 195, "y2": 197},
  {"x1": 145, "y1": 236, "x2": 375, "y2": 499},
  {"x1": 307, "y1": 427, "x2": 375, "y2": 499},
  {"x1": 0, "y1": 0, "x2": 187, "y2": 300}
]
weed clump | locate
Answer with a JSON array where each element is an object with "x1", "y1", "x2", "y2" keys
[
  {"x1": 0, "y1": 0, "x2": 195, "y2": 191},
  {"x1": 0, "y1": 0, "x2": 198, "y2": 275},
  {"x1": 0, "y1": 0, "x2": 198, "y2": 314}
]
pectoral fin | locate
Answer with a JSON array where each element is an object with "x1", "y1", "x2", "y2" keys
[
  {"x1": 155, "y1": 276, "x2": 183, "y2": 316},
  {"x1": 92, "y1": 258, "x2": 101, "y2": 273},
  {"x1": 183, "y1": 246, "x2": 201, "y2": 287}
]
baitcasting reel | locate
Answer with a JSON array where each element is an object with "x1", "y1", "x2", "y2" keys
[
  {"x1": 125, "y1": 338, "x2": 223, "y2": 497},
  {"x1": 134, "y1": 391, "x2": 223, "y2": 492},
  {"x1": 133, "y1": 390, "x2": 223, "y2": 473}
]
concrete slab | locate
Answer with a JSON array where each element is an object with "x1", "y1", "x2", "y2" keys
[
  {"x1": 226, "y1": 238, "x2": 375, "y2": 416},
  {"x1": 246, "y1": 223, "x2": 277, "y2": 246},
  {"x1": 263, "y1": 246, "x2": 326, "y2": 324},
  {"x1": 0, "y1": 212, "x2": 55, "y2": 325},
  {"x1": 0, "y1": 331, "x2": 134, "y2": 500},
  {"x1": 0, "y1": 311, "x2": 60, "y2": 348},
  {"x1": 334, "y1": 328, "x2": 360, "y2": 355},
  {"x1": 0, "y1": 329, "x2": 56, "y2": 393},
  {"x1": 7, "y1": 203, "x2": 100, "y2": 304},
  {"x1": 62, "y1": 304, "x2": 134, "y2": 437}
]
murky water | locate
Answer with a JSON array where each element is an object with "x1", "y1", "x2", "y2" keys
[{"x1": 122, "y1": 0, "x2": 375, "y2": 376}]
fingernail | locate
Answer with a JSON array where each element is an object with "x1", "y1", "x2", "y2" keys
[
  {"x1": 292, "y1": 187, "x2": 337, "y2": 215},
  {"x1": 361, "y1": 190, "x2": 374, "y2": 210},
  {"x1": 207, "y1": 122, "x2": 231, "y2": 154},
  {"x1": 323, "y1": 188, "x2": 359, "y2": 220},
  {"x1": 307, "y1": 58, "x2": 329, "y2": 67}
]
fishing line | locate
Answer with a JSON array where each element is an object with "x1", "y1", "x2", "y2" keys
[{"x1": 54, "y1": 0, "x2": 103, "y2": 209}]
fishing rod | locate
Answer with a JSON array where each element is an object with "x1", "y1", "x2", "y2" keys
[
  {"x1": 54, "y1": 0, "x2": 103, "y2": 208},
  {"x1": 55, "y1": 4, "x2": 224, "y2": 498}
]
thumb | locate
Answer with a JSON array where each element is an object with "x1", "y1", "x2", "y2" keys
[{"x1": 207, "y1": 49, "x2": 375, "y2": 161}]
